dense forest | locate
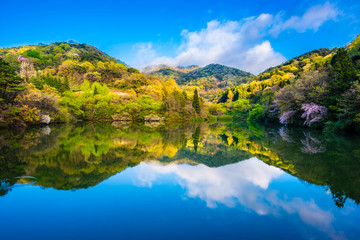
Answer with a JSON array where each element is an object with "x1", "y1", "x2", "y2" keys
[
  {"x1": 1, "y1": 34, "x2": 359, "y2": 132},
  {"x1": 0, "y1": 42, "x2": 209, "y2": 127},
  {"x1": 215, "y1": 34, "x2": 360, "y2": 132}
]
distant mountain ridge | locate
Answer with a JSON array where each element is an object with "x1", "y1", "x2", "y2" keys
[
  {"x1": 147, "y1": 63, "x2": 253, "y2": 85},
  {"x1": 147, "y1": 64, "x2": 254, "y2": 100}
]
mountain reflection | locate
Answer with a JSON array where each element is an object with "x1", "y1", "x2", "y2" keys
[{"x1": 0, "y1": 122, "x2": 360, "y2": 209}]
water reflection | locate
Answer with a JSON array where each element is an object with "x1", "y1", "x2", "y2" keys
[
  {"x1": 130, "y1": 159, "x2": 344, "y2": 239},
  {"x1": 0, "y1": 122, "x2": 360, "y2": 208},
  {"x1": 133, "y1": 158, "x2": 283, "y2": 208},
  {"x1": 1, "y1": 122, "x2": 360, "y2": 239}
]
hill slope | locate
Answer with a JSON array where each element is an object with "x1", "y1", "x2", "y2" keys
[
  {"x1": 0, "y1": 42, "x2": 139, "y2": 85},
  {"x1": 0, "y1": 42, "x2": 210, "y2": 127},
  {"x1": 216, "y1": 34, "x2": 360, "y2": 132}
]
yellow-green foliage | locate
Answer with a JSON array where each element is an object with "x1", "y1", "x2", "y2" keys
[
  {"x1": 349, "y1": 34, "x2": 360, "y2": 51},
  {"x1": 0, "y1": 42, "x2": 212, "y2": 126}
]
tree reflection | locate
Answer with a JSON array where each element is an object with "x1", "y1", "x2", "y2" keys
[{"x1": 0, "y1": 122, "x2": 359, "y2": 208}]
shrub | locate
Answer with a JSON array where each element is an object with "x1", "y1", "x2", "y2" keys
[{"x1": 247, "y1": 104, "x2": 264, "y2": 123}]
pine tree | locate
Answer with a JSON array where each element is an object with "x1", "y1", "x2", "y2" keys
[
  {"x1": 329, "y1": 48, "x2": 358, "y2": 108},
  {"x1": 330, "y1": 48, "x2": 357, "y2": 96},
  {"x1": 93, "y1": 85, "x2": 99, "y2": 95},
  {"x1": 192, "y1": 126, "x2": 200, "y2": 152},
  {"x1": 218, "y1": 90, "x2": 229, "y2": 103},
  {"x1": 192, "y1": 88, "x2": 200, "y2": 114},
  {"x1": 233, "y1": 90, "x2": 239, "y2": 101},
  {"x1": 63, "y1": 75, "x2": 70, "y2": 92},
  {"x1": 0, "y1": 58, "x2": 25, "y2": 102}
]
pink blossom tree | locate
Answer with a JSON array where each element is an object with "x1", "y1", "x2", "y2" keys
[
  {"x1": 301, "y1": 103, "x2": 328, "y2": 126},
  {"x1": 17, "y1": 55, "x2": 27, "y2": 62},
  {"x1": 279, "y1": 110, "x2": 297, "y2": 124}
]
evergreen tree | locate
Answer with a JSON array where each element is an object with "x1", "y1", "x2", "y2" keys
[
  {"x1": 330, "y1": 48, "x2": 357, "y2": 97},
  {"x1": 63, "y1": 75, "x2": 70, "y2": 92},
  {"x1": 218, "y1": 90, "x2": 229, "y2": 103},
  {"x1": 192, "y1": 88, "x2": 200, "y2": 114},
  {"x1": 0, "y1": 58, "x2": 25, "y2": 102},
  {"x1": 93, "y1": 85, "x2": 99, "y2": 95},
  {"x1": 192, "y1": 126, "x2": 200, "y2": 152},
  {"x1": 55, "y1": 78, "x2": 62, "y2": 91},
  {"x1": 233, "y1": 90, "x2": 239, "y2": 101}
]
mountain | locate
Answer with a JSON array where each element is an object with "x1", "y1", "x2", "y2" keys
[
  {"x1": 148, "y1": 63, "x2": 254, "y2": 100},
  {"x1": 149, "y1": 63, "x2": 253, "y2": 85},
  {"x1": 0, "y1": 41, "x2": 139, "y2": 85}
]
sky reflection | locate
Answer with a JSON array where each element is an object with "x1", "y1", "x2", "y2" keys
[{"x1": 125, "y1": 158, "x2": 346, "y2": 240}]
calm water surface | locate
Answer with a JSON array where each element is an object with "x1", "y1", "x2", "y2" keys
[{"x1": 0, "y1": 122, "x2": 359, "y2": 240}]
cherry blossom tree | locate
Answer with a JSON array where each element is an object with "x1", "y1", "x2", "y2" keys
[
  {"x1": 279, "y1": 110, "x2": 297, "y2": 124},
  {"x1": 301, "y1": 103, "x2": 327, "y2": 126}
]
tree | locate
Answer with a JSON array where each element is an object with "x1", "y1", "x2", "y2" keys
[
  {"x1": 233, "y1": 90, "x2": 239, "y2": 101},
  {"x1": 192, "y1": 126, "x2": 200, "y2": 152},
  {"x1": 247, "y1": 104, "x2": 264, "y2": 123},
  {"x1": 62, "y1": 75, "x2": 70, "y2": 92},
  {"x1": 227, "y1": 90, "x2": 234, "y2": 103},
  {"x1": 0, "y1": 58, "x2": 25, "y2": 102},
  {"x1": 192, "y1": 88, "x2": 200, "y2": 114},
  {"x1": 301, "y1": 103, "x2": 328, "y2": 126},
  {"x1": 330, "y1": 48, "x2": 357, "y2": 97},
  {"x1": 20, "y1": 60, "x2": 36, "y2": 81},
  {"x1": 93, "y1": 85, "x2": 99, "y2": 95}
]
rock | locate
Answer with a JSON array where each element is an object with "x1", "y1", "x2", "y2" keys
[
  {"x1": 145, "y1": 121, "x2": 161, "y2": 128},
  {"x1": 111, "y1": 121, "x2": 131, "y2": 129},
  {"x1": 40, "y1": 115, "x2": 51, "y2": 124},
  {"x1": 112, "y1": 112, "x2": 132, "y2": 121},
  {"x1": 144, "y1": 114, "x2": 164, "y2": 122}
]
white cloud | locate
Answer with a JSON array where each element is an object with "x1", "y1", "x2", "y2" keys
[
  {"x1": 270, "y1": 1, "x2": 340, "y2": 35},
  {"x1": 133, "y1": 2, "x2": 340, "y2": 74}
]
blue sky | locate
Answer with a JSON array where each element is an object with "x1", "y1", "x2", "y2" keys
[{"x1": 0, "y1": 0, "x2": 359, "y2": 73}]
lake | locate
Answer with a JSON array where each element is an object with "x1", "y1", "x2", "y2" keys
[{"x1": 0, "y1": 122, "x2": 359, "y2": 240}]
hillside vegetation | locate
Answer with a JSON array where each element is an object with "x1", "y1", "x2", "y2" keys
[
  {"x1": 1, "y1": 34, "x2": 360, "y2": 132},
  {"x1": 0, "y1": 42, "x2": 209, "y2": 127},
  {"x1": 148, "y1": 64, "x2": 254, "y2": 100},
  {"x1": 215, "y1": 34, "x2": 360, "y2": 132}
]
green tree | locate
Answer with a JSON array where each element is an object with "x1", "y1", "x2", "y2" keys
[
  {"x1": 192, "y1": 126, "x2": 200, "y2": 152},
  {"x1": 330, "y1": 48, "x2": 357, "y2": 98},
  {"x1": 192, "y1": 88, "x2": 200, "y2": 114},
  {"x1": 62, "y1": 75, "x2": 70, "y2": 92},
  {"x1": 93, "y1": 85, "x2": 99, "y2": 95},
  {"x1": 0, "y1": 58, "x2": 25, "y2": 102},
  {"x1": 247, "y1": 104, "x2": 265, "y2": 123}
]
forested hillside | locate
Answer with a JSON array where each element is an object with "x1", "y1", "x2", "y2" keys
[
  {"x1": 148, "y1": 64, "x2": 254, "y2": 100},
  {"x1": 0, "y1": 42, "x2": 209, "y2": 127},
  {"x1": 215, "y1": 34, "x2": 360, "y2": 132},
  {"x1": 1, "y1": 34, "x2": 360, "y2": 132}
]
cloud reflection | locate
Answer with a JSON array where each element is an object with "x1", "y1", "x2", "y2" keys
[
  {"x1": 134, "y1": 158, "x2": 281, "y2": 209},
  {"x1": 130, "y1": 158, "x2": 343, "y2": 239}
]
